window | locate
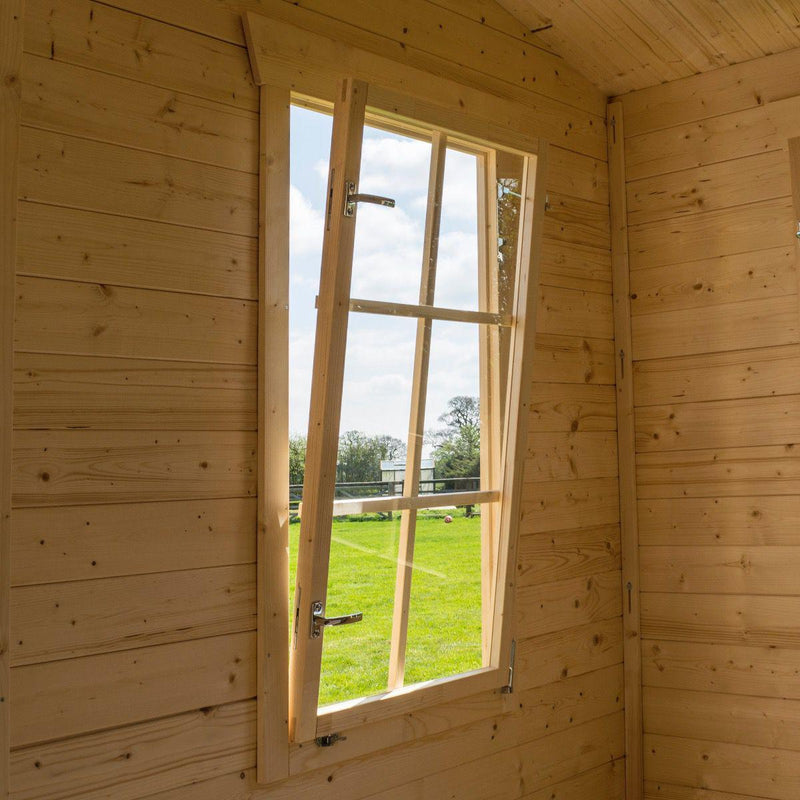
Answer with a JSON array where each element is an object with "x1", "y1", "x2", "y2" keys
[{"x1": 245, "y1": 12, "x2": 548, "y2": 785}]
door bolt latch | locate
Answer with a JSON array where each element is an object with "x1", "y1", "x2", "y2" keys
[
  {"x1": 311, "y1": 601, "x2": 363, "y2": 639},
  {"x1": 343, "y1": 181, "x2": 396, "y2": 217}
]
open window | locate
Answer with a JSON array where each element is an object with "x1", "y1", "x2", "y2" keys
[
  {"x1": 246, "y1": 14, "x2": 548, "y2": 782},
  {"x1": 288, "y1": 78, "x2": 547, "y2": 743}
]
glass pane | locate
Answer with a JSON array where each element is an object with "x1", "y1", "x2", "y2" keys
[
  {"x1": 318, "y1": 511, "x2": 401, "y2": 706},
  {"x1": 403, "y1": 505, "x2": 484, "y2": 685},
  {"x1": 350, "y1": 126, "x2": 430, "y2": 305},
  {"x1": 496, "y1": 150, "x2": 524, "y2": 317},
  {"x1": 433, "y1": 148, "x2": 480, "y2": 311},
  {"x1": 403, "y1": 320, "x2": 483, "y2": 682},
  {"x1": 318, "y1": 314, "x2": 417, "y2": 706}
]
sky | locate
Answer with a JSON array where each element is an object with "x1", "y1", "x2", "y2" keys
[{"x1": 289, "y1": 106, "x2": 482, "y2": 446}]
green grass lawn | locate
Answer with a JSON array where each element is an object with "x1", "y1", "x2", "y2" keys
[{"x1": 289, "y1": 509, "x2": 483, "y2": 707}]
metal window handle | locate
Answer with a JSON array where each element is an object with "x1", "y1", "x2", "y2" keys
[
  {"x1": 311, "y1": 601, "x2": 363, "y2": 639},
  {"x1": 344, "y1": 180, "x2": 396, "y2": 217}
]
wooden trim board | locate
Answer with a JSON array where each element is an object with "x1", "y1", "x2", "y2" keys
[
  {"x1": 607, "y1": 100, "x2": 643, "y2": 800},
  {"x1": 1, "y1": 1, "x2": 23, "y2": 796},
  {"x1": 256, "y1": 84, "x2": 291, "y2": 784}
]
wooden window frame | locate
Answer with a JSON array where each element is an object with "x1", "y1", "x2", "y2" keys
[{"x1": 244, "y1": 11, "x2": 548, "y2": 785}]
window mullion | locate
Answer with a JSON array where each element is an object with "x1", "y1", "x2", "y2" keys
[
  {"x1": 477, "y1": 149, "x2": 502, "y2": 663},
  {"x1": 387, "y1": 131, "x2": 448, "y2": 690},
  {"x1": 289, "y1": 78, "x2": 368, "y2": 744}
]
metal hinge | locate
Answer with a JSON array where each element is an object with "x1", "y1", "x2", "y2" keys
[
  {"x1": 343, "y1": 180, "x2": 396, "y2": 217},
  {"x1": 311, "y1": 601, "x2": 363, "y2": 639},
  {"x1": 315, "y1": 732, "x2": 346, "y2": 748},
  {"x1": 501, "y1": 639, "x2": 516, "y2": 694}
]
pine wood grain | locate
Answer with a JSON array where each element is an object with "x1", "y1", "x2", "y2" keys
[
  {"x1": 520, "y1": 476, "x2": 620, "y2": 534},
  {"x1": 11, "y1": 631, "x2": 256, "y2": 747},
  {"x1": 516, "y1": 571, "x2": 621, "y2": 639},
  {"x1": 17, "y1": 202, "x2": 257, "y2": 300},
  {"x1": 523, "y1": 431, "x2": 618, "y2": 482},
  {"x1": 1, "y1": 0, "x2": 23, "y2": 793},
  {"x1": 13, "y1": 430, "x2": 257, "y2": 507},
  {"x1": 21, "y1": 53, "x2": 259, "y2": 173},
  {"x1": 14, "y1": 353, "x2": 256, "y2": 431},
  {"x1": 642, "y1": 638, "x2": 800, "y2": 699},
  {"x1": 24, "y1": 0, "x2": 257, "y2": 110},
  {"x1": 19, "y1": 128, "x2": 258, "y2": 237},
  {"x1": 11, "y1": 498, "x2": 256, "y2": 585},
  {"x1": 634, "y1": 344, "x2": 800, "y2": 406},
  {"x1": 11, "y1": 565, "x2": 256, "y2": 665},
  {"x1": 533, "y1": 334, "x2": 616, "y2": 385},
  {"x1": 637, "y1": 443, "x2": 800, "y2": 499},
  {"x1": 14, "y1": 276, "x2": 257, "y2": 365},
  {"x1": 528, "y1": 383, "x2": 616, "y2": 432},
  {"x1": 642, "y1": 592, "x2": 800, "y2": 648},
  {"x1": 630, "y1": 246, "x2": 796, "y2": 317},
  {"x1": 639, "y1": 496, "x2": 800, "y2": 547}
]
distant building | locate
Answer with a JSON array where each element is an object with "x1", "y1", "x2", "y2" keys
[{"x1": 380, "y1": 458, "x2": 435, "y2": 494}]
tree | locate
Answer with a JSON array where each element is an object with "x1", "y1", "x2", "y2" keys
[
  {"x1": 429, "y1": 396, "x2": 481, "y2": 480},
  {"x1": 336, "y1": 430, "x2": 405, "y2": 483},
  {"x1": 289, "y1": 435, "x2": 307, "y2": 486}
]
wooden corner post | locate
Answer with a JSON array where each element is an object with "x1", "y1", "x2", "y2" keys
[
  {"x1": 256, "y1": 84, "x2": 291, "y2": 784},
  {"x1": 607, "y1": 101, "x2": 643, "y2": 800},
  {"x1": 1, "y1": 2, "x2": 23, "y2": 797}
]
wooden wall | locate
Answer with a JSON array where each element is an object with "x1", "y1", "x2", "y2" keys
[
  {"x1": 6, "y1": 1, "x2": 622, "y2": 798},
  {"x1": 616, "y1": 48, "x2": 800, "y2": 800}
]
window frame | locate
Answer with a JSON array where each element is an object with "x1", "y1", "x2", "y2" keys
[{"x1": 244, "y1": 11, "x2": 549, "y2": 784}]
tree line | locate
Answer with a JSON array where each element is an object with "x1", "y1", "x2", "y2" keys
[{"x1": 289, "y1": 395, "x2": 480, "y2": 485}]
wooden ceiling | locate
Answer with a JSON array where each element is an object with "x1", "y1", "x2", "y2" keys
[{"x1": 494, "y1": 0, "x2": 800, "y2": 96}]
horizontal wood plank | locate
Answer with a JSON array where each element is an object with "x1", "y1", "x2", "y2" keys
[
  {"x1": 629, "y1": 246, "x2": 796, "y2": 317},
  {"x1": 516, "y1": 571, "x2": 622, "y2": 639},
  {"x1": 11, "y1": 497, "x2": 256, "y2": 585},
  {"x1": 543, "y1": 194, "x2": 610, "y2": 250},
  {"x1": 520, "y1": 477, "x2": 620, "y2": 534},
  {"x1": 529, "y1": 383, "x2": 616, "y2": 432},
  {"x1": 11, "y1": 631, "x2": 256, "y2": 747},
  {"x1": 13, "y1": 430, "x2": 256, "y2": 507},
  {"x1": 540, "y1": 239, "x2": 611, "y2": 295},
  {"x1": 19, "y1": 128, "x2": 258, "y2": 236},
  {"x1": 636, "y1": 395, "x2": 800, "y2": 453},
  {"x1": 516, "y1": 617, "x2": 624, "y2": 692},
  {"x1": 627, "y1": 149, "x2": 790, "y2": 226},
  {"x1": 517, "y1": 525, "x2": 621, "y2": 588},
  {"x1": 645, "y1": 733, "x2": 800, "y2": 800},
  {"x1": 634, "y1": 344, "x2": 800, "y2": 406},
  {"x1": 642, "y1": 638, "x2": 800, "y2": 699},
  {"x1": 625, "y1": 95, "x2": 800, "y2": 182},
  {"x1": 21, "y1": 52, "x2": 258, "y2": 173},
  {"x1": 628, "y1": 197, "x2": 794, "y2": 271},
  {"x1": 14, "y1": 353, "x2": 256, "y2": 431},
  {"x1": 537, "y1": 285, "x2": 613, "y2": 340},
  {"x1": 621, "y1": 47, "x2": 800, "y2": 137},
  {"x1": 17, "y1": 202, "x2": 257, "y2": 299},
  {"x1": 641, "y1": 546, "x2": 800, "y2": 595},
  {"x1": 523, "y1": 431, "x2": 618, "y2": 482},
  {"x1": 533, "y1": 334, "x2": 616, "y2": 385},
  {"x1": 639, "y1": 496, "x2": 800, "y2": 546},
  {"x1": 645, "y1": 686, "x2": 800, "y2": 752},
  {"x1": 10, "y1": 700, "x2": 255, "y2": 800},
  {"x1": 11, "y1": 565, "x2": 256, "y2": 665},
  {"x1": 24, "y1": 0, "x2": 258, "y2": 111},
  {"x1": 632, "y1": 295, "x2": 800, "y2": 361},
  {"x1": 636, "y1": 444, "x2": 800, "y2": 499},
  {"x1": 14, "y1": 276, "x2": 257, "y2": 365},
  {"x1": 642, "y1": 592, "x2": 800, "y2": 648}
]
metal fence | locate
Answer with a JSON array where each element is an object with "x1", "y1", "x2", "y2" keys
[{"x1": 289, "y1": 476, "x2": 480, "y2": 518}]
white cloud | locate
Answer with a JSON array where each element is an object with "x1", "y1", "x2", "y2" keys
[{"x1": 290, "y1": 184, "x2": 324, "y2": 259}]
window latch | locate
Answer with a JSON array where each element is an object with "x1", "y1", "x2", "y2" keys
[
  {"x1": 311, "y1": 601, "x2": 363, "y2": 639},
  {"x1": 343, "y1": 180, "x2": 395, "y2": 217}
]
